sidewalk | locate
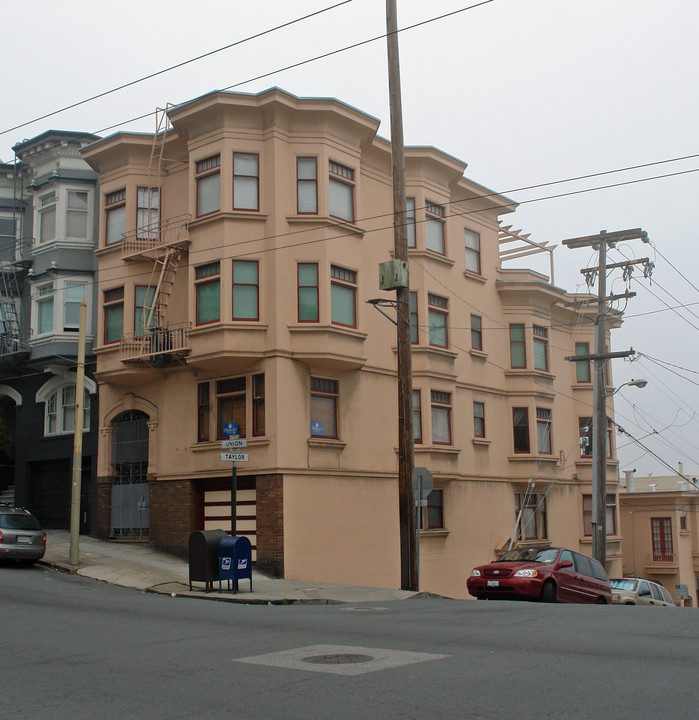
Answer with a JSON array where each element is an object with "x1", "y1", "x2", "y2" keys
[{"x1": 39, "y1": 530, "x2": 422, "y2": 605}]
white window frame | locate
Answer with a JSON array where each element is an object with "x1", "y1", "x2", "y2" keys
[
  {"x1": 31, "y1": 276, "x2": 92, "y2": 340},
  {"x1": 36, "y1": 374, "x2": 97, "y2": 437},
  {"x1": 35, "y1": 186, "x2": 94, "y2": 250}
]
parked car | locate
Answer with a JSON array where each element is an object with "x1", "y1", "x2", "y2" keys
[
  {"x1": 467, "y1": 546, "x2": 612, "y2": 604},
  {"x1": 0, "y1": 505, "x2": 46, "y2": 566},
  {"x1": 609, "y1": 577, "x2": 675, "y2": 606}
]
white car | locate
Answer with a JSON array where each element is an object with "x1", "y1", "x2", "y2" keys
[{"x1": 610, "y1": 577, "x2": 675, "y2": 606}]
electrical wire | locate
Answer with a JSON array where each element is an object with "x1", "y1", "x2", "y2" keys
[{"x1": 0, "y1": 1, "x2": 354, "y2": 138}]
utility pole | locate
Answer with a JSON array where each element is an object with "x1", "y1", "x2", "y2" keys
[
  {"x1": 563, "y1": 229, "x2": 650, "y2": 568},
  {"x1": 386, "y1": 0, "x2": 417, "y2": 591},
  {"x1": 69, "y1": 301, "x2": 87, "y2": 566}
]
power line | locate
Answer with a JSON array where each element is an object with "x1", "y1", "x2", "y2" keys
[{"x1": 0, "y1": 1, "x2": 354, "y2": 138}]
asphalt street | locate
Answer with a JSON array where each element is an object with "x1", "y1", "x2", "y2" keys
[{"x1": 2, "y1": 564, "x2": 697, "y2": 720}]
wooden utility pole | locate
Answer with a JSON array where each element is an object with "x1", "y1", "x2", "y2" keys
[
  {"x1": 563, "y1": 229, "x2": 650, "y2": 568},
  {"x1": 69, "y1": 301, "x2": 87, "y2": 566},
  {"x1": 386, "y1": 0, "x2": 417, "y2": 591}
]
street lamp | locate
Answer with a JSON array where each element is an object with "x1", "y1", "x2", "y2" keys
[
  {"x1": 607, "y1": 378, "x2": 648, "y2": 396},
  {"x1": 593, "y1": 378, "x2": 648, "y2": 567}
]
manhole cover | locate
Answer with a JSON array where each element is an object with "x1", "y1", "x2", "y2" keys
[{"x1": 302, "y1": 653, "x2": 374, "y2": 665}]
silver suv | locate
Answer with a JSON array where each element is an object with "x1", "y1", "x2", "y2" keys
[
  {"x1": 610, "y1": 577, "x2": 675, "y2": 606},
  {"x1": 0, "y1": 505, "x2": 46, "y2": 566}
]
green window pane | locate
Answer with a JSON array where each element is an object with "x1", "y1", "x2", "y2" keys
[
  {"x1": 298, "y1": 287, "x2": 318, "y2": 321},
  {"x1": 331, "y1": 283, "x2": 355, "y2": 326},
  {"x1": 105, "y1": 304, "x2": 124, "y2": 343},
  {"x1": 38, "y1": 299, "x2": 54, "y2": 334},
  {"x1": 233, "y1": 261, "x2": 258, "y2": 284},
  {"x1": 197, "y1": 281, "x2": 220, "y2": 324},
  {"x1": 233, "y1": 285, "x2": 258, "y2": 319},
  {"x1": 428, "y1": 309, "x2": 447, "y2": 347}
]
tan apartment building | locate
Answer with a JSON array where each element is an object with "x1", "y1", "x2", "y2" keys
[
  {"x1": 619, "y1": 470, "x2": 699, "y2": 607},
  {"x1": 82, "y1": 88, "x2": 624, "y2": 598}
]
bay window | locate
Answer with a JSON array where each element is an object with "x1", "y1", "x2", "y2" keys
[
  {"x1": 425, "y1": 201, "x2": 445, "y2": 254},
  {"x1": 232, "y1": 260, "x2": 259, "y2": 320},
  {"x1": 536, "y1": 408, "x2": 552, "y2": 454},
  {"x1": 137, "y1": 187, "x2": 159, "y2": 239},
  {"x1": 330, "y1": 265, "x2": 356, "y2": 327},
  {"x1": 103, "y1": 287, "x2": 124, "y2": 344},
  {"x1": 298, "y1": 263, "x2": 319, "y2": 322},
  {"x1": 297, "y1": 157, "x2": 318, "y2": 214},
  {"x1": 195, "y1": 262, "x2": 220, "y2": 325},
  {"x1": 431, "y1": 390, "x2": 452, "y2": 445},
  {"x1": 509, "y1": 324, "x2": 526, "y2": 368},
  {"x1": 66, "y1": 190, "x2": 88, "y2": 239},
  {"x1": 428, "y1": 293, "x2": 448, "y2": 348},
  {"x1": 196, "y1": 155, "x2": 220, "y2": 217},
  {"x1": 513, "y1": 407, "x2": 530, "y2": 453},
  {"x1": 233, "y1": 152, "x2": 259, "y2": 211},
  {"x1": 328, "y1": 161, "x2": 354, "y2": 222},
  {"x1": 105, "y1": 189, "x2": 126, "y2": 246}
]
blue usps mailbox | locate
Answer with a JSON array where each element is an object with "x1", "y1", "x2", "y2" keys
[{"x1": 218, "y1": 535, "x2": 252, "y2": 593}]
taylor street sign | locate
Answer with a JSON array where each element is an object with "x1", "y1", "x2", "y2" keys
[
  {"x1": 222, "y1": 438, "x2": 248, "y2": 450},
  {"x1": 220, "y1": 452, "x2": 249, "y2": 463}
]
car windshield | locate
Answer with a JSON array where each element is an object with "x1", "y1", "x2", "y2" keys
[
  {"x1": 0, "y1": 514, "x2": 42, "y2": 531},
  {"x1": 496, "y1": 548, "x2": 559, "y2": 564},
  {"x1": 610, "y1": 579, "x2": 638, "y2": 591}
]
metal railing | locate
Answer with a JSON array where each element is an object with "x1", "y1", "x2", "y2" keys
[
  {"x1": 121, "y1": 214, "x2": 190, "y2": 260},
  {"x1": 0, "y1": 330, "x2": 31, "y2": 358},
  {"x1": 120, "y1": 323, "x2": 190, "y2": 362}
]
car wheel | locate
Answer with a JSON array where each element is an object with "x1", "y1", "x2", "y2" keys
[
  {"x1": 625, "y1": 601, "x2": 635, "y2": 605},
  {"x1": 595, "y1": 597, "x2": 607, "y2": 604},
  {"x1": 541, "y1": 581, "x2": 557, "y2": 603}
]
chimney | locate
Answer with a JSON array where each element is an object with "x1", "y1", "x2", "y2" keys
[
  {"x1": 623, "y1": 469, "x2": 635, "y2": 493},
  {"x1": 679, "y1": 461, "x2": 684, "y2": 476},
  {"x1": 678, "y1": 481, "x2": 687, "y2": 492},
  {"x1": 649, "y1": 483, "x2": 657, "y2": 492}
]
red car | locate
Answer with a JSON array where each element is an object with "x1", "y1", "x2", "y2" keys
[{"x1": 467, "y1": 546, "x2": 612, "y2": 604}]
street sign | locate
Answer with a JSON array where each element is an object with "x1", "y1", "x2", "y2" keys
[
  {"x1": 222, "y1": 438, "x2": 248, "y2": 450},
  {"x1": 220, "y1": 452, "x2": 249, "y2": 463},
  {"x1": 413, "y1": 466, "x2": 434, "y2": 500}
]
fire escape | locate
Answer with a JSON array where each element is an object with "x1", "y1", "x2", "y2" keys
[
  {"x1": 0, "y1": 230, "x2": 31, "y2": 366},
  {"x1": 119, "y1": 107, "x2": 191, "y2": 366}
]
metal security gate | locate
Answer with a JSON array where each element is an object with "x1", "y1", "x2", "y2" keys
[{"x1": 111, "y1": 411, "x2": 150, "y2": 538}]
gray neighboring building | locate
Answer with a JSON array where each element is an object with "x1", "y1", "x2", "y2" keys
[{"x1": 0, "y1": 131, "x2": 100, "y2": 532}]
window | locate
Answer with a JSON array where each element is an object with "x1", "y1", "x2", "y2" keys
[
  {"x1": 575, "y1": 342, "x2": 591, "y2": 382},
  {"x1": 137, "y1": 187, "x2": 159, "y2": 239},
  {"x1": 470, "y1": 314, "x2": 482, "y2": 350},
  {"x1": 64, "y1": 282, "x2": 86, "y2": 331},
  {"x1": 420, "y1": 489, "x2": 443, "y2": 530},
  {"x1": 310, "y1": 377, "x2": 338, "y2": 438},
  {"x1": 513, "y1": 407, "x2": 530, "y2": 453},
  {"x1": 509, "y1": 324, "x2": 526, "y2": 368},
  {"x1": 583, "y1": 493, "x2": 617, "y2": 536},
  {"x1": 196, "y1": 155, "x2": 220, "y2": 217},
  {"x1": 651, "y1": 518, "x2": 673, "y2": 561},
  {"x1": 103, "y1": 287, "x2": 124, "y2": 344},
  {"x1": 36, "y1": 283, "x2": 54, "y2": 335},
  {"x1": 331, "y1": 265, "x2": 356, "y2": 327},
  {"x1": 412, "y1": 389, "x2": 422, "y2": 443},
  {"x1": 536, "y1": 408, "x2": 552, "y2": 453},
  {"x1": 406, "y1": 197, "x2": 416, "y2": 248},
  {"x1": 45, "y1": 384, "x2": 90, "y2": 435},
  {"x1": 252, "y1": 374, "x2": 265, "y2": 437},
  {"x1": 135, "y1": 286, "x2": 156, "y2": 337},
  {"x1": 216, "y1": 377, "x2": 247, "y2": 439},
  {"x1": 297, "y1": 157, "x2": 317, "y2": 214},
  {"x1": 195, "y1": 262, "x2": 220, "y2": 325},
  {"x1": 533, "y1": 325, "x2": 549, "y2": 371},
  {"x1": 579, "y1": 417, "x2": 613, "y2": 458},
  {"x1": 105, "y1": 189, "x2": 126, "y2": 246},
  {"x1": 39, "y1": 192, "x2": 56, "y2": 243},
  {"x1": 328, "y1": 161, "x2": 354, "y2": 222},
  {"x1": 232, "y1": 261, "x2": 259, "y2": 320},
  {"x1": 233, "y1": 152, "x2": 259, "y2": 211},
  {"x1": 473, "y1": 401, "x2": 485, "y2": 438},
  {"x1": 425, "y1": 201, "x2": 445, "y2": 254},
  {"x1": 431, "y1": 390, "x2": 452, "y2": 445},
  {"x1": 514, "y1": 493, "x2": 548, "y2": 541},
  {"x1": 680, "y1": 515, "x2": 687, "y2": 531},
  {"x1": 66, "y1": 190, "x2": 88, "y2": 239},
  {"x1": 428, "y1": 293, "x2": 448, "y2": 348},
  {"x1": 298, "y1": 263, "x2": 319, "y2": 322},
  {"x1": 197, "y1": 382, "x2": 210, "y2": 442},
  {"x1": 409, "y1": 291, "x2": 418, "y2": 344},
  {"x1": 464, "y1": 228, "x2": 481, "y2": 274}
]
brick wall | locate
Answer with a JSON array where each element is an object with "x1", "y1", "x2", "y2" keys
[
  {"x1": 255, "y1": 473, "x2": 284, "y2": 577},
  {"x1": 150, "y1": 477, "x2": 196, "y2": 558}
]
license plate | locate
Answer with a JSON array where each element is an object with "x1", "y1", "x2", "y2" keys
[
  {"x1": 487, "y1": 580, "x2": 499, "y2": 587},
  {"x1": 17, "y1": 536, "x2": 32, "y2": 544}
]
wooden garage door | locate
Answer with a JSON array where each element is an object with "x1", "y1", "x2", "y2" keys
[{"x1": 203, "y1": 488, "x2": 256, "y2": 562}]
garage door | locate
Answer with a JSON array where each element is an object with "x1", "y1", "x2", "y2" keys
[{"x1": 203, "y1": 487, "x2": 256, "y2": 562}]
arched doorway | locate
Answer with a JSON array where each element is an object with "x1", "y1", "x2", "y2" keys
[{"x1": 111, "y1": 410, "x2": 150, "y2": 539}]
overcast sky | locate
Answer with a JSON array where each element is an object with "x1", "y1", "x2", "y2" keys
[{"x1": 3, "y1": 0, "x2": 697, "y2": 479}]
